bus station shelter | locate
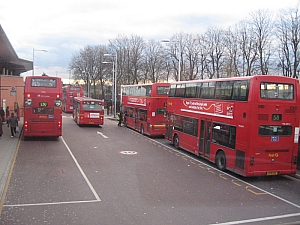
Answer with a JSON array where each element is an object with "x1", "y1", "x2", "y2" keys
[{"x1": 0, "y1": 25, "x2": 32, "y2": 118}]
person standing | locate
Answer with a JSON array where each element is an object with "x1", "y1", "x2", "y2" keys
[
  {"x1": 0, "y1": 107, "x2": 4, "y2": 122},
  {"x1": 8, "y1": 112, "x2": 18, "y2": 137},
  {"x1": 117, "y1": 111, "x2": 123, "y2": 127}
]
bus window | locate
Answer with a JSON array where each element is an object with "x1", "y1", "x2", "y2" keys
[
  {"x1": 185, "y1": 83, "x2": 197, "y2": 98},
  {"x1": 260, "y1": 82, "x2": 294, "y2": 100}
]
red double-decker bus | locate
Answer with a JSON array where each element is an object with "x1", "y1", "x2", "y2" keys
[
  {"x1": 121, "y1": 83, "x2": 170, "y2": 137},
  {"x1": 73, "y1": 97, "x2": 104, "y2": 126},
  {"x1": 62, "y1": 85, "x2": 84, "y2": 113},
  {"x1": 24, "y1": 76, "x2": 63, "y2": 138},
  {"x1": 165, "y1": 75, "x2": 299, "y2": 177}
]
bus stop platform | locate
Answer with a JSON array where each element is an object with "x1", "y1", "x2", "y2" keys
[{"x1": 0, "y1": 117, "x2": 23, "y2": 211}]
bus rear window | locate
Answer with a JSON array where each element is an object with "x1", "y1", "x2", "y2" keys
[
  {"x1": 82, "y1": 102, "x2": 103, "y2": 110},
  {"x1": 31, "y1": 78, "x2": 57, "y2": 88},
  {"x1": 259, "y1": 125, "x2": 292, "y2": 136},
  {"x1": 260, "y1": 82, "x2": 293, "y2": 100}
]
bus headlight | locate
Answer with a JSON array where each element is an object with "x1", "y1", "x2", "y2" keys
[
  {"x1": 55, "y1": 99, "x2": 62, "y2": 107},
  {"x1": 25, "y1": 98, "x2": 32, "y2": 106}
]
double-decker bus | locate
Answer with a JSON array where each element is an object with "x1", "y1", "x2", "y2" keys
[
  {"x1": 121, "y1": 83, "x2": 170, "y2": 137},
  {"x1": 73, "y1": 97, "x2": 104, "y2": 126},
  {"x1": 24, "y1": 76, "x2": 63, "y2": 138},
  {"x1": 62, "y1": 85, "x2": 84, "y2": 113},
  {"x1": 165, "y1": 75, "x2": 299, "y2": 177}
]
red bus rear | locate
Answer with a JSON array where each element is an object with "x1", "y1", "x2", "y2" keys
[
  {"x1": 121, "y1": 83, "x2": 170, "y2": 137},
  {"x1": 62, "y1": 85, "x2": 84, "y2": 113},
  {"x1": 165, "y1": 75, "x2": 299, "y2": 177},
  {"x1": 73, "y1": 97, "x2": 104, "y2": 126},
  {"x1": 24, "y1": 76, "x2": 63, "y2": 138}
]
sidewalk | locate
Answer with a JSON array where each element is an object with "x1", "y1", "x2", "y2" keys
[{"x1": 0, "y1": 117, "x2": 23, "y2": 207}]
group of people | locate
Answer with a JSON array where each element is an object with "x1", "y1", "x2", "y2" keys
[{"x1": 0, "y1": 106, "x2": 19, "y2": 138}]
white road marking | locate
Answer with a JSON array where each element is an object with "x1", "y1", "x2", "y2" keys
[
  {"x1": 5, "y1": 200, "x2": 100, "y2": 207},
  {"x1": 209, "y1": 212, "x2": 300, "y2": 225},
  {"x1": 61, "y1": 136, "x2": 101, "y2": 201},
  {"x1": 97, "y1": 131, "x2": 108, "y2": 138}
]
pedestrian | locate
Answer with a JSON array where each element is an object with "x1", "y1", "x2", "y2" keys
[
  {"x1": 0, "y1": 107, "x2": 4, "y2": 122},
  {"x1": 0, "y1": 116, "x2": 3, "y2": 138},
  {"x1": 8, "y1": 112, "x2": 18, "y2": 137},
  {"x1": 117, "y1": 111, "x2": 123, "y2": 127},
  {"x1": 5, "y1": 106, "x2": 10, "y2": 124}
]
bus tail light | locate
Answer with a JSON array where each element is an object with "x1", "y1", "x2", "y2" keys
[
  {"x1": 250, "y1": 156, "x2": 254, "y2": 166},
  {"x1": 24, "y1": 121, "x2": 28, "y2": 130},
  {"x1": 293, "y1": 156, "x2": 297, "y2": 164},
  {"x1": 58, "y1": 121, "x2": 61, "y2": 128}
]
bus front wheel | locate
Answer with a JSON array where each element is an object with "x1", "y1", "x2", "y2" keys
[
  {"x1": 215, "y1": 151, "x2": 226, "y2": 171},
  {"x1": 174, "y1": 134, "x2": 180, "y2": 149}
]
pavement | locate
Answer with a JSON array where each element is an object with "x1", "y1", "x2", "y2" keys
[
  {"x1": 0, "y1": 116, "x2": 299, "y2": 212},
  {"x1": 0, "y1": 117, "x2": 23, "y2": 210}
]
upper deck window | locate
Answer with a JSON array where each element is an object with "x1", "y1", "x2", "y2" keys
[
  {"x1": 31, "y1": 78, "x2": 57, "y2": 88},
  {"x1": 260, "y1": 82, "x2": 294, "y2": 100},
  {"x1": 156, "y1": 86, "x2": 169, "y2": 95}
]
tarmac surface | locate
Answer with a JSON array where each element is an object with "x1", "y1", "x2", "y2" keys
[{"x1": 0, "y1": 116, "x2": 299, "y2": 214}]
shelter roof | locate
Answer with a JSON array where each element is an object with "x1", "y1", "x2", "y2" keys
[{"x1": 0, "y1": 25, "x2": 32, "y2": 75}]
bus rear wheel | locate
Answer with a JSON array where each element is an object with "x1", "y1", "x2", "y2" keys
[
  {"x1": 174, "y1": 134, "x2": 180, "y2": 149},
  {"x1": 215, "y1": 151, "x2": 226, "y2": 171}
]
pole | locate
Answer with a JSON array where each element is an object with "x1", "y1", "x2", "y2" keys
[
  {"x1": 32, "y1": 48, "x2": 35, "y2": 76},
  {"x1": 114, "y1": 54, "x2": 117, "y2": 118}
]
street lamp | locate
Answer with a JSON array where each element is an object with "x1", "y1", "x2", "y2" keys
[
  {"x1": 103, "y1": 53, "x2": 117, "y2": 118},
  {"x1": 161, "y1": 39, "x2": 181, "y2": 81},
  {"x1": 32, "y1": 48, "x2": 47, "y2": 76},
  {"x1": 82, "y1": 71, "x2": 90, "y2": 97}
]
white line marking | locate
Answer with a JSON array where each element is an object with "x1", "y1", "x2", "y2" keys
[
  {"x1": 61, "y1": 136, "x2": 101, "y2": 201},
  {"x1": 209, "y1": 212, "x2": 300, "y2": 225},
  {"x1": 97, "y1": 131, "x2": 108, "y2": 138},
  {"x1": 4, "y1": 200, "x2": 100, "y2": 207}
]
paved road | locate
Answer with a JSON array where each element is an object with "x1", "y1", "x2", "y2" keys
[{"x1": 0, "y1": 115, "x2": 299, "y2": 224}]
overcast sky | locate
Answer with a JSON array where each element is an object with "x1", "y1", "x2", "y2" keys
[{"x1": 1, "y1": 0, "x2": 299, "y2": 83}]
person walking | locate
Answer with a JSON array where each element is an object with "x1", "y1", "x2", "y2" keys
[
  {"x1": 5, "y1": 106, "x2": 10, "y2": 124},
  {"x1": 8, "y1": 112, "x2": 18, "y2": 137},
  {"x1": 0, "y1": 116, "x2": 3, "y2": 138}
]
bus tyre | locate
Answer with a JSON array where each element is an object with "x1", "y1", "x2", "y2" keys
[
  {"x1": 140, "y1": 125, "x2": 144, "y2": 135},
  {"x1": 216, "y1": 151, "x2": 226, "y2": 171},
  {"x1": 174, "y1": 134, "x2": 180, "y2": 149}
]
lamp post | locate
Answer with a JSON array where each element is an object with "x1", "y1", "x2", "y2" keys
[
  {"x1": 82, "y1": 71, "x2": 90, "y2": 97},
  {"x1": 32, "y1": 48, "x2": 47, "y2": 76},
  {"x1": 161, "y1": 39, "x2": 181, "y2": 81},
  {"x1": 103, "y1": 53, "x2": 117, "y2": 118}
]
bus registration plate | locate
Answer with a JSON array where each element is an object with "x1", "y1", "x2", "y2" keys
[
  {"x1": 266, "y1": 171, "x2": 278, "y2": 176},
  {"x1": 90, "y1": 113, "x2": 99, "y2": 118}
]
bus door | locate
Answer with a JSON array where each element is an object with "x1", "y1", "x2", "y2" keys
[
  {"x1": 135, "y1": 108, "x2": 139, "y2": 130},
  {"x1": 165, "y1": 112, "x2": 173, "y2": 141},
  {"x1": 199, "y1": 119, "x2": 212, "y2": 157}
]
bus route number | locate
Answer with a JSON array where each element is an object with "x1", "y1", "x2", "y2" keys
[
  {"x1": 39, "y1": 102, "x2": 48, "y2": 107},
  {"x1": 272, "y1": 114, "x2": 282, "y2": 121}
]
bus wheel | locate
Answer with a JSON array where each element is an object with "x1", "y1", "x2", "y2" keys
[
  {"x1": 140, "y1": 125, "x2": 144, "y2": 135},
  {"x1": 174, "y1": 134, "x2": 180, "y2": 149},
  {"x1": 215, "y1": 151, "x2": 226, "y2": 171}
]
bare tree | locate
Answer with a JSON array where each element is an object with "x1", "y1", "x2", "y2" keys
[
  {"x1": 144, "y1": 40, "x2": 167, "y2": 83},
  {"x1": 251, "y1": 10, "x2": 274, "y2": 75},
  {"x1": 204, "y1": 28, "x2": 226, "y2": 79},
  {"x1": 276, "y1": 6, "x2": 300, "y2": 78}
]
